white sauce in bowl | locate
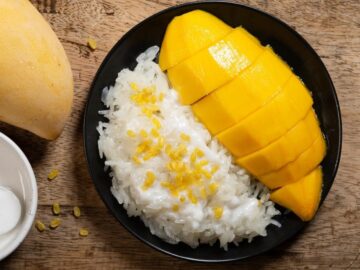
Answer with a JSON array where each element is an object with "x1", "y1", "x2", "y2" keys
[{"x1": 0, "y1": 186, "x2": 22, "y2": 235}]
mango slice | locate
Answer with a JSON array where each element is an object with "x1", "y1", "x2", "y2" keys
[
  {"x1": 216, "y1": 75, "x2": 313, "y2": 157},
  {"x1": 167, "y1": 27, "x2": 263, "y2": 104},
  {"x1": 259, "y1": 134, "x2": 326, "y2": 189},
  {"x1": 160, "y1": 11, "x2": 327, "y2": 206},
  {"x1": 236, "y1": 109, "x2": 321, "y2": 176},
  {"x1": 192, "y1": 93, "x2": 236, "y2": 135},
  {"x1": 159, "y1": 10, "x2": 232, "y2": 71},
  {"x1": 192, "y1": 47, "x2": 292, "y2": 134},
  {"x1": 270, "y1": 167, "x2": 323, "y2": 221}
]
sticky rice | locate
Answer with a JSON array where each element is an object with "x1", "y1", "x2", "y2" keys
[{"x1": 97, "y1": 46, "x2": 280, "y2": 249}]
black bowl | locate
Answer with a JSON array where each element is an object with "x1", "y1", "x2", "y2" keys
[{"x1": 84, "y1": 1, "x2": 342, "y2": 262}]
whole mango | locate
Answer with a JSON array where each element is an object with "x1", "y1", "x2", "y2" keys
[{"x1": 0, "y1": 0, "x2": 73, "y2": 140}]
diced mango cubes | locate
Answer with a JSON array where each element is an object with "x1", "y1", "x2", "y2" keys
[
  {"x1": 167, "y1": 27, "x2": 263, "y2": 104},
  {"x1": 159, "y1": 10, "x2": 232, "y2": 71},
  {"x1": 270, "y1": 167, "x2": 323, "y2": 221}
]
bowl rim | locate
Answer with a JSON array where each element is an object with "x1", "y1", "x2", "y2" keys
[
  {"x1": 83, "y1": 0, "x2": 342, "y2": 262},
  {"x1": 0, "y1": 132, "x2": 38, "y2": 261}
]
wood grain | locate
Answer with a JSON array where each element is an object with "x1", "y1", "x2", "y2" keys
[{"x1": 1, "y1": 0, "x2": 359, "y2": 269}]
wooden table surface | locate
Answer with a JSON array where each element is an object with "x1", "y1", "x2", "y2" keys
[{"x1": 1, "y1": 0, "x2": 359, "y2": 269}]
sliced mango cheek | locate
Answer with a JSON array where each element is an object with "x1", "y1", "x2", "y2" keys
[
  {"x1": 216, "y1": 75, "x2": 313, "y2": 158},
  {"x1": 159, "y1": 10, "x2": 232, "y2": 71},
  {"x1": 168, "y1": 27, "x2": 263, "y2": 105},
  {"x1": 259, "y1": 134, "x2": 326, "y2": 189},
  {"x1": 236, "y1": 109, "x2": 322, "y2": 176},
  {"x1": 270, "y1": 167, "x2": 323, "y2": 221},
  {"x1": 192, "y1": 93, "x2": 236, "y2": 135},
  {"x1": 192, "y1": 47, "x2": 292, "y2": 135}
]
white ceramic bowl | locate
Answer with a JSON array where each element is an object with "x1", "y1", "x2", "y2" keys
[{"x1": 0, "y1": 132, "x2": 37, "y2": 260}]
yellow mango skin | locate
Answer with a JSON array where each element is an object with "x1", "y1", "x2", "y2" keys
[
  {"x1": 192, "y1": 46, "x2": 292, "y2": 134},
  {"x1": 168, "y1": 27, "x2": 263, "y2": 105},
  {"x1": 159, "y1": 10, "x2": 232, "y2": 71},
  {"x1": 0, "y1": 0, "x2": 73, "y2": 140},
  {"x1": 259, "y1": 134, "x2": 326, "y2": 189},
  {"x1": 270, "y1": 167, "x2": 323, "y2": 221},
  {"x1": 216, "y1": 75, "x2": 313, "y2": 157},
  {"x1": 236, "y1": 109, "x2": 322, "y2": 176}
]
